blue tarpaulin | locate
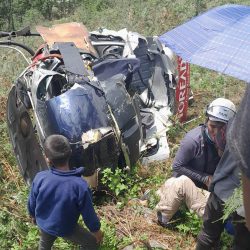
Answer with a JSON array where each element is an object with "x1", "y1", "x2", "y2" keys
[{"x1": 160, "y1": 4, "x2": 250, "y2": 83}]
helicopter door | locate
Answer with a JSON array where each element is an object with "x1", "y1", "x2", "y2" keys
[{"x1": 7, "y1": 86, "x2": 47, "y2": 185}]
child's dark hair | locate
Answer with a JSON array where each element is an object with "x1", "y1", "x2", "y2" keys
[{"x1": 44, "y1": 134, "x2": 72, "y2": 166}]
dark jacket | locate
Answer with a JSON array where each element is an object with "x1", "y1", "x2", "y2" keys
[
  {"x1": 209, "y1": 119, "x2": 244, "y2": 217},
  {"x1": 227, "y1": 84, "x2": 250, "y2": 179},
  {"x1": 172, "y1": 125, "x2": 220, "y2": 188},
  {"x1": 28, "y1": 167, "x2": 101, "y2": 237},
  {"x1": 210, "y1": 145, "x2": 240, "y2": 201}
]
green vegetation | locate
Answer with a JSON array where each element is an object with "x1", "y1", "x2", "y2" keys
[
  {"x1": 101, "y1": 168, "x2": 143, "y2": 198},
  {"x1": 176, "y1": 210, "x2": 202, "y2": 236},
  {"x1": 0, "y1": 0, "x2": 248, "y2": 249},
  {"x1": 223, "y1": 186, "x2": 243, "y2": 222}
]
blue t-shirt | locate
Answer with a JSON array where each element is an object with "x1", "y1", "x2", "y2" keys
[{"x1": 28, "y1": 167, "x2": 101, "y2": 237}]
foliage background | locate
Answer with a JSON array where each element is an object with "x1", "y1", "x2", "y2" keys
[{"x1": 0, "y1": 0, "x2": 248, "y2": 249}]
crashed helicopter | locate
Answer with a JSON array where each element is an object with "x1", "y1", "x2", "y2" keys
[{"x1": 1, "y1": 23, "x2": 178, "y2": 185}]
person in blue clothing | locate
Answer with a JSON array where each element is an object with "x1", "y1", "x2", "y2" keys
[{"x1": 28, "y1": 134, "x2": 103, "y2": 250}]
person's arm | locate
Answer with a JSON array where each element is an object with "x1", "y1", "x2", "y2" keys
[
  {"x1": 242, "y1": 174, "x2": 250, "y2": 231},
  {"x1": 27, "y1": 180, "x2": 39, "y2": 225},
  {"x1": 172, "y1": 134, "x2": 209, "y2": 185},
  {"x1": 92, "y1": 230, "x2": 104, "y2": 244},
  {"x1": 27, "y1": 182, "x2": 36, "y2": 218},
  {"x1": 80, "y1": 187, "x2": 103, "y2": 242}
]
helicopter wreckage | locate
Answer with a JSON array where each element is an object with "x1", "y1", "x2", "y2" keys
[{"x1": 1, "y1": 23, "x2": 179, "y2": 185}]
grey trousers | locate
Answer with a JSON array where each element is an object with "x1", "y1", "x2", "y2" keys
[{"x1": 39, "y1": 224, "x2": 98, "y2": 250}]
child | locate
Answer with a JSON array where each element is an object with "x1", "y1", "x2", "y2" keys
[{"x1": 28, "y1": 134, "x2": 103, "y2": 249}]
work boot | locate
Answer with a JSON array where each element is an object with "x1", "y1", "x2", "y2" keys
[{"x1": 157, "y1": 211, "x2": 169, "y2": 226}]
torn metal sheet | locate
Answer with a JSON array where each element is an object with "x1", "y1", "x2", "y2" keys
[
  {"x1": 6, "y1": 86, "x2": 47, "y2": 185},
  {"x1": 36, "y1": 22, "x2": 97, "y2": 56},
  {"x1": 82, "y1": 127, "x2": 113, "y2": 149}
]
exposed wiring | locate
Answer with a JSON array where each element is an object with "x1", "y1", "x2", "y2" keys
[{"x1": 0, "y1": 45, "x2": 31, "y2": 65}]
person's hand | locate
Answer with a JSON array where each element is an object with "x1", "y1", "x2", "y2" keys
[
  {"x1": 92, "y1": 230, "x2": 103, "y2": 244},
  {"x1": 205, "y1": 175, "x2": 213, "y2": 188},
  {"x1": 30, "y1": 216, "x2": 36, "y2": 225},
  {"x1": 217, "y1": 148, "x2": 224, "y2": 157}
]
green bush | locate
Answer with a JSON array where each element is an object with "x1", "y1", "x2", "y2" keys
[
  {"x1": 100, "y1": 219, "x2": 119, "y2": 250},
  {"x1": 101, "y1": 167, "x2": 142, "y2": 198},
  {"x1": 176, "y1": 210, "x2": 202, "y2": 236}
]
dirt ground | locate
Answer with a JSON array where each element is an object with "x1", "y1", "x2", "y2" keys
[{"x1": 97, "y1": 203, "x2": 196, "y2": 250}]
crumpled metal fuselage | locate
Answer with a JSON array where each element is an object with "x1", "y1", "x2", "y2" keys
[{"x1": 7, "y1": 23, "x2": 177, "y2": 184}]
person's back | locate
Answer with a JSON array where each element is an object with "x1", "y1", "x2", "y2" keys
[
  {"x1": 28, "y1": 134, "x2": 103, "y2": 250},
  {"x1": 227, "y1": 84, "x2": 250, "y2": 230}
]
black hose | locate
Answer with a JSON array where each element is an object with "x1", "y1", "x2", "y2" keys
[
  {"x1": 0, "y1": 41, "x2": 35, "y2": 56},
  {"x1": 0, "y1": 31, "x2": 10, "y2": 38}
]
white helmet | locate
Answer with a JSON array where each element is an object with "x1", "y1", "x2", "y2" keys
[{"x1": 206, "y1": 98, "x2": 236, "y2": 123}]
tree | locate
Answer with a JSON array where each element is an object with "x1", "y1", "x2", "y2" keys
[{"x1": 0, "y1": 0, "x2": 15, "y2": 30}]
